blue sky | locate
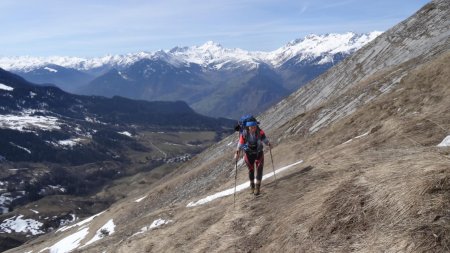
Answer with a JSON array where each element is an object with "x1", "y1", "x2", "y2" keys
[{"x1": 0, "y1": 0, "x2": 429, "y2": 57}]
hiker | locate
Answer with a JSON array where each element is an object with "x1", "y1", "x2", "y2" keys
[{"x1": 234, "y1": 121, "x2": 271, "y2": 195}]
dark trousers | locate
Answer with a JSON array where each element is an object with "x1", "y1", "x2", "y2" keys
[{"x1": 244, "y1": 151, "x2": 264, "y2": 183}]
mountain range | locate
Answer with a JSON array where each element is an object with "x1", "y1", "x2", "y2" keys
[{"x1": 0, "y1": 32, "x2": 381, "y2": 118}]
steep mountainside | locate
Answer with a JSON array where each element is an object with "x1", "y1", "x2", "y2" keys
[
  {"x1": 5, "y1": 1, "x2": 450, "y2": 252},
  {"x1": 0, "y1": 69, "x2": 234, "y2": 251}
]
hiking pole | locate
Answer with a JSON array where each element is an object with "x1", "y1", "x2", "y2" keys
[
  {"x1": 269, "y1": 146, "x2": 277, "y2": 181},
  {"x1": 233, "y1": 158, "x2": 238, "y2": 208}
]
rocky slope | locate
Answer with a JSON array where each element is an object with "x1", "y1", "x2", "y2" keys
[{"x1": 4, "y1": 0, "x2": 450, "y2": 252}]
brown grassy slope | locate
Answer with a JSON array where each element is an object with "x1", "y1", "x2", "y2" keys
[
  {"x1": 271, "y1": 50, "x2": 450, "y2": 252},
  {"x1": 252, "y1": 50, "x2": 450, "y2": 252},
  {"x1": 63, "y1": 44, "x2": 450, "y2": 253}
]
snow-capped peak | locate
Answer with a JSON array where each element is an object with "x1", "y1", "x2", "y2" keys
[
  {"x1": 198, "y1": 41, "x2": 223, "y2": 50},
  {"x1": 267, "y1": 31, "x2": 383, "y2": 66},
  {"x1": 0, "y1": 32, "x2": 382, "y2": 72},
  {"x1": 169, "y1": 40, "x2": 259, "y2": 68}
]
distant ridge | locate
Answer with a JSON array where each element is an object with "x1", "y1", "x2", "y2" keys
[
  {"x1": 0, "y1": 32, "x2": 381, "y2": 72},
  {"x1": 0, "y1": 32, "x2": 381, "y2": 118}
]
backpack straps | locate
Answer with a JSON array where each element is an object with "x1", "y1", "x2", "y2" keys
[{"x1": 242, "y1": 127, "x2": 260, "y2": 142}]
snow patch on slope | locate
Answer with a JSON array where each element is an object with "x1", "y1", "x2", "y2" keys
[
  {"x1": 187, "y1": 160, "x2": 304, "y2": 207},
  {"x1": 0, "y1": 83, "x2": 14, "y2": 91},
  {"x1": 0, "y1": 215, "x2": 44, "y2": 235},
  {"x1": 438, "y1": 135, "x2": 450, "y2": 147},
  {"x1": 0, "y1": 112, "x2": 61, "y2": 132},
  {"x1": 83, "y1": 219, "x2": 115, "y2": 247}
]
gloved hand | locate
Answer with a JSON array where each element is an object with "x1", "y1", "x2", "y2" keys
[{"x1": 234, "y1": 151, "x2": 240, "y2": 160}]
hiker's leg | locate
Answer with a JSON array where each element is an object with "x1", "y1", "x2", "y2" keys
[
  {"x1": 244, "y1": 153, "x2": 255, "y2": 192},
  {"x1": 254, "y1": 152, "x2": 264, "y2": 195},
  {"x1": 255, "y1": 152, "x2": 264, "y2": 182},
  {"x1": 249, "y1": 169, "x2": 255, "y2": 185}
]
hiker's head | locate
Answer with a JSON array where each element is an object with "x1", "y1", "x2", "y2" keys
[{"x1": 246, "y1": 121, "x2": 258, "y2": 132}]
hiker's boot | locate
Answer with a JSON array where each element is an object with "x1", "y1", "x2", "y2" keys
[
  {"x1": 250, "y1": 182, "x2": 255, "y2": 194},
  {"x1": 254, "y1": 183, "x2": 261, "y2": 196}
]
